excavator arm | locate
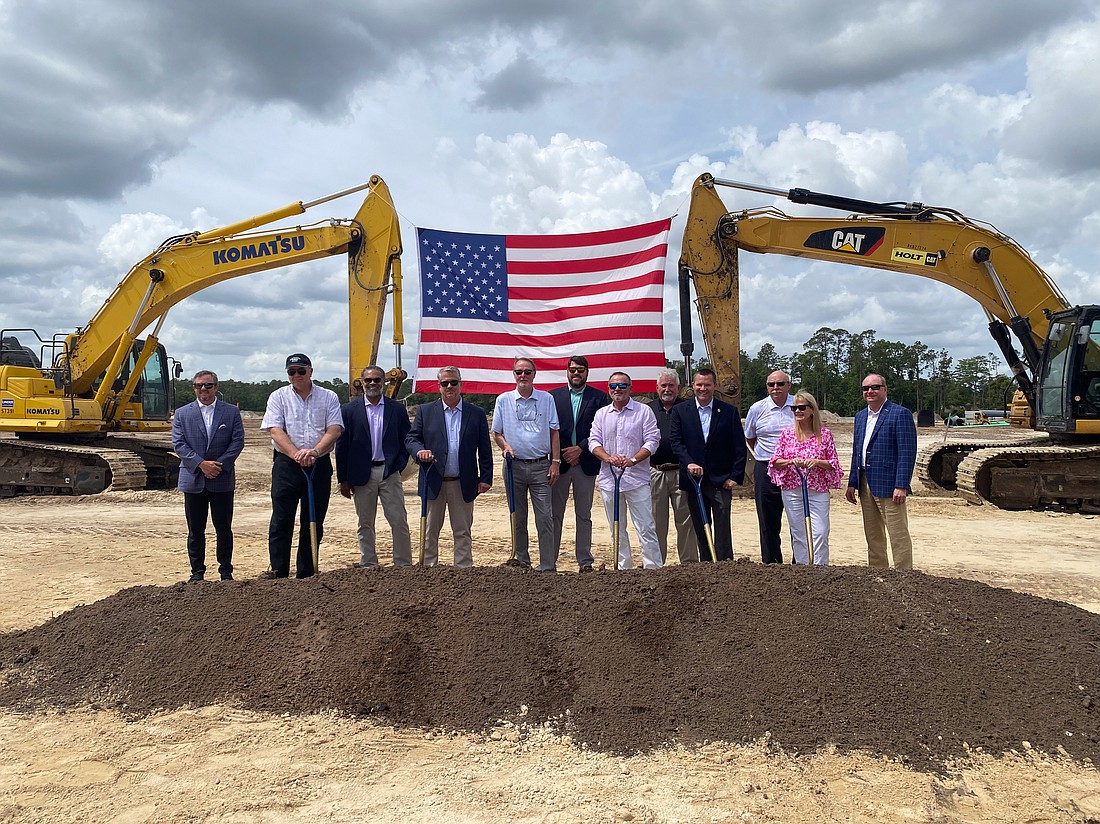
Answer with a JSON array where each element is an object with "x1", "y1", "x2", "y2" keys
[
  {"x1": 679, "y1": 173, "x2": 1071, "y2": 410},
  {"x1": 65, "y1": 175, "x2": 403, "y2": 414}
]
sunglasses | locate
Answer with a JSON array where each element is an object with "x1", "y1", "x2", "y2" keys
[
  {"x1": 766, "y1": 381, "x2": 787, "y2": 388},
  {"x1": 362, "y1": 377, "x2": 383, "y2": 384},
  {"x1": 862, "y1": 384, "x2": 884, "y2": 391},
  {"x1": 792, "y1": 404, "x2": 810, "y2": 412},
  {"x1": 513, "y1": 369, "x2": 534, "y2": 375},
  {"x1": 567, "y1": 366, "x2": 587, "y2": 373},
  {"x1": 608, "y1": 382, "x2": 630, "y2": 390},
  {"x1": 439, "y1": 379, "x2": 460, "y2": 387},
  {"x1": 193, "y1": 382, "x2": 215, "y2": 389},
  {"x1": 287, "y1": 367, "x2": 308, "y2": 376}
]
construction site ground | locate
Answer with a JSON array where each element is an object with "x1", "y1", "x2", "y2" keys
[{"x1": 0, "y1": 415, "x2": 1097, "y2": 823}]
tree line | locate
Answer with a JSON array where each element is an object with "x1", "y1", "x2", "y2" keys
[{"x1": 176, "y1": 327, "x2": 1014, "y2": 418}]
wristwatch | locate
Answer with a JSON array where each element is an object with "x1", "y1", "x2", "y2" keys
[{"x1": 629, "y1": 457, "x2": 637, "y2": 466}]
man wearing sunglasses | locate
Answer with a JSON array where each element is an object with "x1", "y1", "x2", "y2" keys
[
  {"x1": 336, "y1": 364, "x2": 413, "y2": 568},
  {"x1": 589, "y1": 372, "x2": 662, "y2": 569},
  {"x1": 171, "y1": 370, "x2": 245, "y2": 582},
  {"x1": 261, "y1": 353, "x2": 344, "y2": 578},
  {"x1": 491, "y1": 357, "x2": 561, "y2": 571},
  {"x1": 406, "y1": 366, "x2": 493, "y2": 567},
  {"x1": 743, "y1": 371, "x2": 795, "y2": 564},
  {"x1": 844, "y1": 374, "x2": 917, "y2": 568},
  {"x1": 549, "y1": 355, "x2": 610, "y2": 573}
]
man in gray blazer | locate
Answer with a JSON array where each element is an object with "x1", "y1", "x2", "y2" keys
[{"x1": 171, "y1": 370, "x2": 245, "y2": 582}]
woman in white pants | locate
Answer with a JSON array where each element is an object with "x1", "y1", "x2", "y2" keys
[{"x1": 766, "y1": 391, "x2": 842, "y2": 564}]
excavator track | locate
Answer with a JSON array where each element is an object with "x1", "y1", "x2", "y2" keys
[
  {"x1": 918, "y1": 437, "x2": 1100, "y2": 512},
  {"x1": 0, "y1": 439, "x2": 148, "y2": 496}
]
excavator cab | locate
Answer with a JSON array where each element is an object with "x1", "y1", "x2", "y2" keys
[
  {"x1": 1037, "y1": 306, "x2": 1100, "y2": 430},
  {"x1": 87, "y1": 340, "x2": 173, "y2": 425}
]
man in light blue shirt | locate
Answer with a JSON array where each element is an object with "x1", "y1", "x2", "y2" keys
[
  {"x1": 743, "y1": 370, "x2": 795, "y2": 564},
  {"x1": 491, "y1": 357, "x2": 561, "y2": 572}
]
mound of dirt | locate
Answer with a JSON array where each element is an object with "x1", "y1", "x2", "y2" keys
[{"x1": 1, "y1": 563, "x2": 1096, "y2": 771}]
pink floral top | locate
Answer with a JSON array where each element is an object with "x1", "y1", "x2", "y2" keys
[{"x1": 766, "y1": 426, "x2": 843, "y2": 493}]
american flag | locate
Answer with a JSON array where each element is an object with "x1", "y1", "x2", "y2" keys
[{"x1": 413, "y1": 218, "x2": 671, "y2": 393}]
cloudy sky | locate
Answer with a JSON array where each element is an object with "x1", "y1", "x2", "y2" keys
[{"x1": 2, "y1": 0, "x2": 1098, "y2": 385}]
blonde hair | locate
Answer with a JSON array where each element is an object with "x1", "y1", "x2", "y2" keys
[{"x1": 793, "y1": 390, "x2": 822, "y2": 440}]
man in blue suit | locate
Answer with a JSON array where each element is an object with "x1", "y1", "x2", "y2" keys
[
  {"x1": 406, "y1": 366, "x2": 493, "y2": 566},
  {"x1": 549, "y1": 355, "x2": 610, "y2": 572},
  {"x1": 335, "y1": 364, "x2": 412, "y2": 567},
  {"x1": 171, "y1": 370, "x2": 245, "y2": 582},
  {"x1": 845, "y1": 374, "x2": 917, "y2": 568},
  {"x1": 670, "y1": 368, "x2": 748, "y2": 562}
]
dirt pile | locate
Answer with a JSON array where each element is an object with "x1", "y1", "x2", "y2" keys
[{"x1": 1, "y1": 562, "x2": 1097, "y2": 771}]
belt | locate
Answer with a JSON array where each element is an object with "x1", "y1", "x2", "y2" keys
[
  {"x1": 443, "y1": 476, "x2": 460, "y2": 481},
  {"x1": 655, "y1": 463, "x2": 678, "y2": 471},
  {"x1": 512, "y1": 456, "x2": 549, "y2": 463},
  {"x1": 371, "y1": 460, "x2": 385, "y2": 466}
]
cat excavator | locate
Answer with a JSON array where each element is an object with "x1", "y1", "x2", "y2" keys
[
  {"x1": 678, "y1": 172, "x2": 1100, "y2": 512},
  {"x1": 0, "y1": 175, "x2": 405, "y2": 496}
]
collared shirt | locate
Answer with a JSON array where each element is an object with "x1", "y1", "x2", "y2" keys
[
  {"x1": 365, "y1": 397, "x2": 385, "y2": 461},
  {"x1": 261, "y1": 383, "x2": 343, "y2": 454},
  {"x1": 696, "y1": 400, "x2": 713, "y2": 441},
  {"x1": 491, "y1": 388, "x2": 560, "y2": 459},
  {"x1": 199, "y1": 398, "x2": 217, "y2": 439},
  {"x1": 861, "y1": 405, "x2": 882, "y2": 467},
  {"x1": 589, "y1": 399, "x2": 660, "y2": 492},
  {"x1": 569, "y1": 387, "x2": 584, "y2": 446},
  {"x1": 442, "y1": 399, "x2": 462, "y2": 477},
  {"x1": 743, "y1": 394, "x2": 795, "y2": 461},
  {"x1": 647, "y1": 397, "x2": 687, "y2": 465}
]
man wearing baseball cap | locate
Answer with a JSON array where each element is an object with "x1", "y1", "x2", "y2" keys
[{"x1": 260, "y1": 353, "x2": 343, "y2": 578}]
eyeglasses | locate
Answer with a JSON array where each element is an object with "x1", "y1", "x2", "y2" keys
[
  {"x1": 513, "y1": 369, "x2": 534, "y2": 375},
  {"x1": 766, "y1": 381, "x2": 787, "y2": 388},
  {"x1": 287, "y1": 368, "x2": 308, "y2": 376},
  {"x1": 608, "y1": 382, "x2": 630, "y2": 390},
  {"x1": 362, "y1": 377, "x2": 384, "y2": 384},
  {"x1": 567, "y1": 366, "x2": 587, "y2": 373},
  {"x1": 193, "y1": 382, "x2": 215, "y2": 389},
  {"x1": 861, "y1": 384, "x2": 885, "y2": 392},
  {"x1": 439, "y1": 380, "x2": 460, "y2": 387},
  {"x1": 792, "y1": 404, "x2": 810, "y2": 412}
]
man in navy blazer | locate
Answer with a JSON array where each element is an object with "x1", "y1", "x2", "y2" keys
[
  {"x1": 171, "y1": 370, "x2": 245, "y2": 582},
  {"x1": 549, "y1": 356, "x2": 610, "y2": 572},
  {"x1": 670, "y1": 368, "x2": 747, "y2": 562},
  {"x1": 335, "y1": 364, "x2": 413, "y2": 567},
  {"x1": 845, "y1": 374, "x2": 917, "y2": 568},
  {"x1": 406, "y1": 366, "x2": 493, "y2": 566}
]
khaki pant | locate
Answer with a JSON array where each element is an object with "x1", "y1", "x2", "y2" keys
[
  {"x1": 650, "y1": 467, "x2": 699, "y2": 563},
  {"x1": 423, "y1": 478, "x2": 475, "y2": 567},
  {"x1": 858, "y1": 475, "x2": 913, "y2": 569},
  {"x1": 352, "y1": 464, "x2": 413, "y2": 567}
]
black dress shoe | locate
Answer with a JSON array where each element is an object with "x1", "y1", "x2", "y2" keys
[
  {"x1": 579, "y1": 564, "x2": 594, "y2": 573},
  {"x1": 220, "y1": 573, "x2": 233, "y2": 581},
  {"x1": 187, "y1": 573, "x2": 204, "y2": 583}
]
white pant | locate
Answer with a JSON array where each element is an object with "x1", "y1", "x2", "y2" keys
[
  {"x1": 780, "y1": 488, "x2": 831, "y2": 565},
  {"x1": 598, "y1": 485, "x2": 663, "y2": 570}
]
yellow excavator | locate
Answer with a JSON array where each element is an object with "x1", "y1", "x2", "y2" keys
[
  {"x1": 0, "y1": 175, "x2": 404, "y2": 496},
  {"x1": 679, "y1": 172, "x2": 1100, "y2": 512}
]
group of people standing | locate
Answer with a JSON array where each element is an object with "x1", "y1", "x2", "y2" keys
[{"x1": 170, "y1": 353, "x2": 918, "y2": 581}]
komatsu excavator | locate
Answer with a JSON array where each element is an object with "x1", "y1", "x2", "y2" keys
[
  {"x1": 0, "y1": 175, "x2": 404, "y2": 496},
  {"x1": 679, "y1": 173, "x2": 1100, "y2": 512}
]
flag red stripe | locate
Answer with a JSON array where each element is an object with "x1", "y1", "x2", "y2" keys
[
  {"x1": 416, "y1": 352, "x2": 665, "y2": 372},
  {"x1": 508, "y1": 269, "x2": 663, "y2": 300},
  {"x1": 507, "y1": 244, "x2": 666, "y2": 275},
  {"x1": 419, "y1": 324, "x2": 664, "y2": 347},
  {"x1": 505, "y1": 218, "x2": 671, "y2": 249},
  {"x1": 508, "y1": 298, "x2": 662, "y2": 325}
]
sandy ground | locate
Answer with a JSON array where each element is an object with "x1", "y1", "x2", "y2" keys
[{"x1": 0, "y1": 416, "x2": 1097, "y2": 823}]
